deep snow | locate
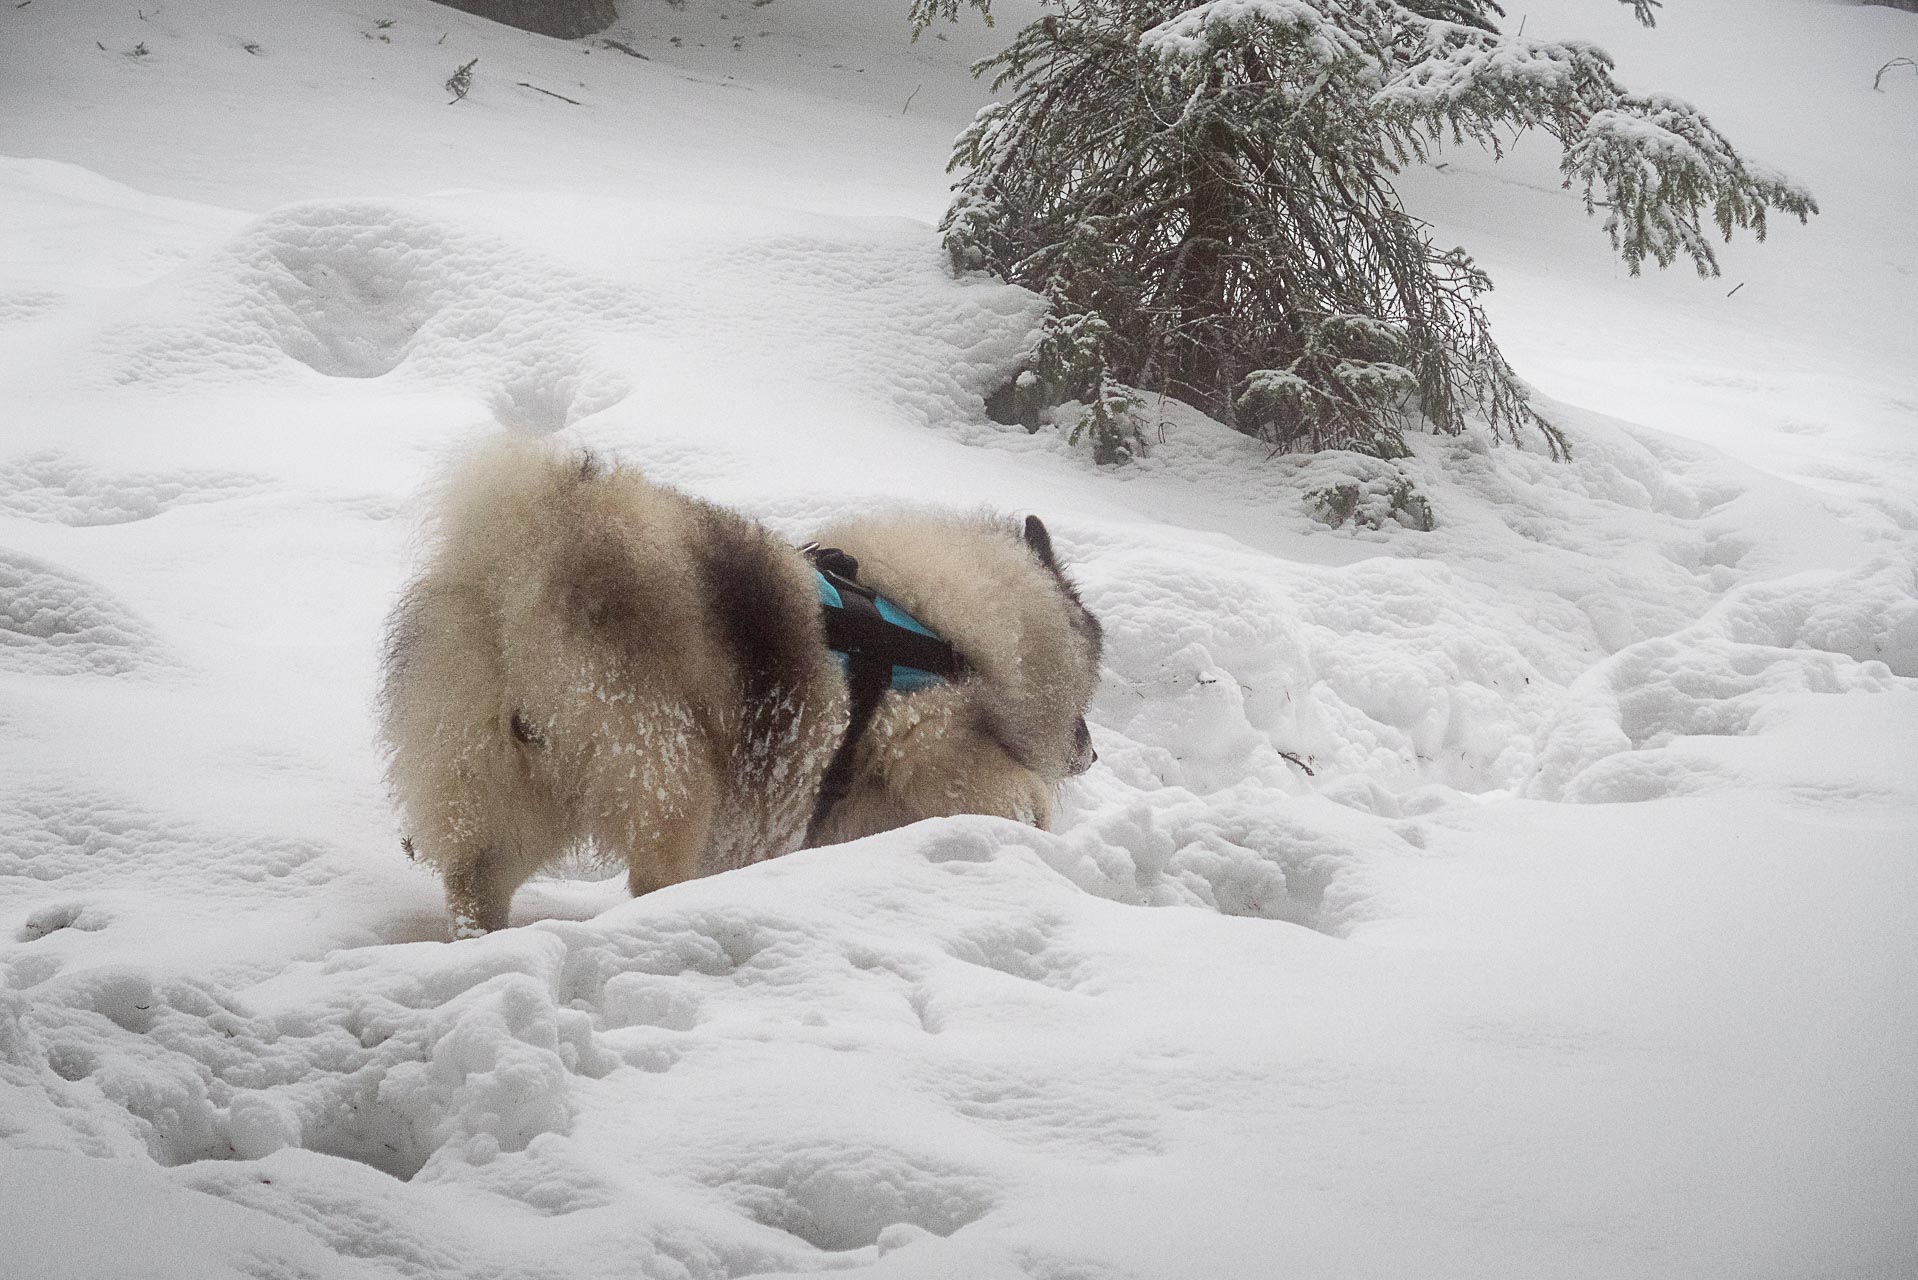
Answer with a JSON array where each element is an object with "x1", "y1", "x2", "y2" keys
[{"x1": 2, "y1": 1, "x2": 1915, "y2": 1277}]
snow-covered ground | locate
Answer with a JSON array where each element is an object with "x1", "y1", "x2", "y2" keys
[{"x1": 3, "y1": 1, "x2": 1915, "y2": 1276}]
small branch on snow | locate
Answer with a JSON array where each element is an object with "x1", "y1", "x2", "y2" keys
[
  {"x1": 1726, "y1": 281, "x2": 1745, "y2": 298},
  {"x1": 902, "y1": 82, "x2": 922, "y2": 114},
  {"x1": 1277, "y1": 751, "x2": 1317, "y2": 777},
  {"x1": 445, "y1": 56, "x2": 477, "y2": 103},
  {"x1": 1875, "y1": 57, "x2": 1917, "y2": 92},
  {"x1": 518, "y1": 81, "x2": 583, "y2": 104}
]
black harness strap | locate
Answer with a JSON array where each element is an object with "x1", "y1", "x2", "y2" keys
[
  {"x1": 817, "y1": 586, "x2": 964, "y2": 679},
  {"x1": 802, "y1": 545, "x2": 966, "y2": 841}
]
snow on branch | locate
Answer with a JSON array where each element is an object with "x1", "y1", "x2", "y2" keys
[
  {"x1": 938, "y1": 0, "x2": 1810, "y2": 465},
  {"x1": 1370, "y1": 9, "x2": 1815, "y2": 275}
]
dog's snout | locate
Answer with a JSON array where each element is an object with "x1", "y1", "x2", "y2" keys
[{"x1": 1068, "y1": 718, "x2": 1097, "y2": 775}]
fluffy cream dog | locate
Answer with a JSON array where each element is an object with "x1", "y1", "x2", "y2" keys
[{"x1": 380, "y1": 437, "x2": 1101, "y2": 936}]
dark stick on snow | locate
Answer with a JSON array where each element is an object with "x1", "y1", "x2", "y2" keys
[
  {"x1": 601, "y1": 38, "x2": 650, "y2": 60},
  {"x1": 902, "y1": 82, "x2": 921, "y2": 114},
  {"x1": 518, "y1": 82, "x2": 582, "y2": 105},
  {"x1": 1277, "y1": 750, "x2": 1316, "y2": 777},
  {"x1": 1875, "y1": 57, "x2": 1916, "y2": 92},
  {"x1": 1726, "y1": 282, "x2": 1746, "y2": 298}
]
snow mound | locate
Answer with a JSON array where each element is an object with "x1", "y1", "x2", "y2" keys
[
  {"x1": 1, "y1": 1148, "x2": 355, "y2": 1280},
  {"x1": 0, "y1": 550, "x2": 174, "y2": 677}
]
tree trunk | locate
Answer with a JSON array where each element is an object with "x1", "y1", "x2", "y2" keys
[
  {"x1": 1166, "y1": 112, "x2": 1242, "y2": 420},
  {"x1": 428, "y1": 0, "x2": 617, "y2": 40}
]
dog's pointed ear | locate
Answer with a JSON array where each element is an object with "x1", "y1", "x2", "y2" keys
[{"x1": 1023, "y1": 515, "x2": 1058, "y2": 570}]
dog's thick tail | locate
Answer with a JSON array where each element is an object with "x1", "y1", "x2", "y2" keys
[{"x1": 420, "y1": 436, "x2": 603, "y2": 586}]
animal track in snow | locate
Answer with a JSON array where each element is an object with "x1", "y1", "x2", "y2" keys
[
  {"x1": 94, "y1": 202, "x2": 646, "y2": 435},
  {"x1": 717, "y1": 1142, "x2": 997, "y2": 1252},
  {"x1": 0, "y1": 288, "x2": 64, "y2": 329},
  {"x1": 0, "y1": 452, "x2": 267, "y2": 526},
  {"x1": 1036, "y1": 792, "x2": 1395, "y2": 937},
  {"x1": 935, "y1": 1065, "x2": 1166, "y2": 1161},
  {"x1": 0, "y1": 784, "x2": 328, "y2": 892},
  {"x1": 1528, "y1": 561, "x2": 1915, "y2": 802},
  {"x1": 943, "y1": 915, "x2": 1082, "y2": 990},
  {"x1": 16, "y1": 901, "x2": 109, "y2": 943},
  {"x1": 599, "y1": 973, "x2": 702, "y2": 1031}
]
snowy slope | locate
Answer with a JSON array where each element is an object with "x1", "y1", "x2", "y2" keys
[{"x1": 2, "y1": 1, "x2": 1915, "y2": 1277}]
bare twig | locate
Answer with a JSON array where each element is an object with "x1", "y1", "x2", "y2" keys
[
  {"x1": 517, "y1": 81, "x2": 582, "y2": 104},
  {"x1": 600, "y1": 38, "x2": 649, "y2": 59},
  {"x1": 1277, "y1": 750, "x2": 1316, "y2": 777},
  {"x1": 1726, "y1": 281, "x2": 1745, "y2": 297},
  {"x1": 902, "y1": 82, "x2": 922, "y2": 114},
  {"x1": 1875, "y1": 57, "x2": 1916, "y2": 92}
]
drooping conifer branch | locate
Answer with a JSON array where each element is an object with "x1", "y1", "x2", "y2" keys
[{"x1": 925, "y1": 0, "x2": 1813, "y2": 462}]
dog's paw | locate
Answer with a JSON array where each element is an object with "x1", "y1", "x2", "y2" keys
[{"x1": 448, "y1": 914, "x2": 489, "y2": 941}]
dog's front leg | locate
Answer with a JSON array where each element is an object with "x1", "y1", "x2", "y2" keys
[
  {"x1": 949, "y1": 755, "x2": 1053, "y2": 830},
  {"x1": 440, "y1": 850, "x2": 517, "y2": 939},
  {"x1": 622, "y1": 769, "x2": 718, "y2": 897}
]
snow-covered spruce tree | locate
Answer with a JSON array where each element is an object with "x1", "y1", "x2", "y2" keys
[{"x1": 913, "y1": 0, "x2": 1814, "y2": 462}]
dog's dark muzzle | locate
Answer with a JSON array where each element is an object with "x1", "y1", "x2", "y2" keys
[{"x1": 1068, "y1": 718, "x2": 1097, "y2": 776}]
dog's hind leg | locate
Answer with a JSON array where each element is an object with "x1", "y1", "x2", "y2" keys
[
  {"x1": 406, "y1": 756, "x2": 557, "y2": 937},
  {"x1": 383, "y1": 582, "x2": 562, "y2": 937}
]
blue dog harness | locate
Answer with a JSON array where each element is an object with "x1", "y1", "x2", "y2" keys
[
  {"x1": 812, "y1": 574, "x2": 951, "y2": 692},
  {"x1": 802, "y1": 543, "x2": 968, "y2": 837}
]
